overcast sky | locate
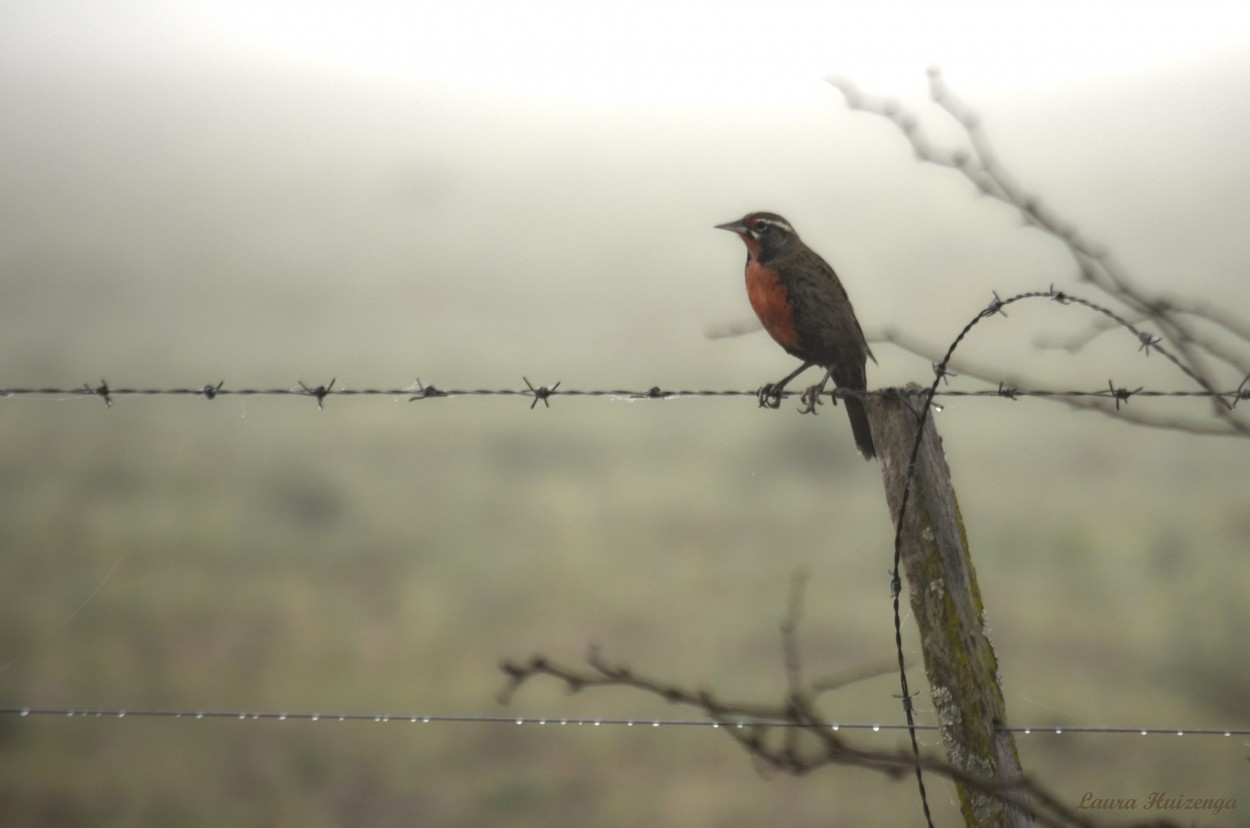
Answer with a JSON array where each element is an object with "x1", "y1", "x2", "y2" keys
[
  {"x1": 3, "y1": 1, "x2": 1248, "y2": 387},
  {"x1": 5, "y1": 1, "x2": 1247, "y2": 100}
]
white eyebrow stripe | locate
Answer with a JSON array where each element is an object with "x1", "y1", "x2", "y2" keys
[{"x1": 754, "y1": 217, "x2": 794, "y2": 234}]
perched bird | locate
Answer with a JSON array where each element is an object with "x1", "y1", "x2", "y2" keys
[{"x1": 716, "y1": 211, "x2": 876, "y2": 460}]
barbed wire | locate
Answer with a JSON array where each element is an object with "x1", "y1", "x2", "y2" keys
[
  {"x1": 4, "y1": 288, "x2": 1245, "y2": 415},
  {"x1": 1, "y1": 380, "x2": 1246, "y2": 409},
  {"x1": 2, "y1": 707, "x2": 1246, "y2": 737},
  {"x1": 3, "y1": 284, "x2": 1248, "y2": 421}
]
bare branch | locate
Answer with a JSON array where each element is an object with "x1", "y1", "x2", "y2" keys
[
  {"x1": 828, "y1": 70, "x2": 1250, "y2": 439},
  {"x1": 498, "y1": 643, "x2": 1177, "y2": 828}
]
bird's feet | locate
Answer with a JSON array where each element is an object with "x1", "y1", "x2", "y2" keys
[
  {"x1": 798, "y1": 374, "x2": 837, "y2": 415},
  {"x1": 756, "y1": 383, "x2": 784, "y2": 409},
  {"x1": 798, "y1": 384, "x2": 823, "y2": 415}
]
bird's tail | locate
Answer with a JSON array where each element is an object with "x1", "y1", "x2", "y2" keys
[
  {"x1": 844, "y1": 395, "x2": 876, "y2": 461},
  {"x1": 832, "y1": 364, "x2": 875, "y2": 461}
]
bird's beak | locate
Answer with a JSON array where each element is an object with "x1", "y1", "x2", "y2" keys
[{"x1": 714, "y1": 219, "x2": 747, "y2": 234}]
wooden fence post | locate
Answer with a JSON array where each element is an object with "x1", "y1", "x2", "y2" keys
[{"x1": 866, "y1": 388, "x2": 1034, "y2": 827}]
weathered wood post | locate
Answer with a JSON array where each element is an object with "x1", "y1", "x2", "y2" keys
[{"x1": 866, "y1": 388, "x2": 1033, "y2": 827}]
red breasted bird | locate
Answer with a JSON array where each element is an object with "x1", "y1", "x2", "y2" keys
[{"x1": 716, "y1": 211, "x2": 876, "y2": 460}]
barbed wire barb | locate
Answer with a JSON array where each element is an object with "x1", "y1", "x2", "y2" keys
[
  {"x1": 87, "y1": 379, "x2": 112, "y2": 408},
  {"x1": 1107, "y1": 380, "x2": 1142, "y2": 411},
  {"x1": 298, "y1": 378, "x2": 336, "y2": 409},
  {"x1": 408, "y1": 378, "x2": 446, "y2": 401},
  {"x1": 523, "y1": 376, "x2": 560, "y2": 409}
]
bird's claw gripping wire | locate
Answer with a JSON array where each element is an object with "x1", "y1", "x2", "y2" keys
[{"x1": 756, "y1": 384, "x2": 784, "y2": 409}]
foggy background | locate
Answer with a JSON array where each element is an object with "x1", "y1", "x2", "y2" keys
[{"x1": 2, "y1": 2, "x2": 1248, "y2": 825}]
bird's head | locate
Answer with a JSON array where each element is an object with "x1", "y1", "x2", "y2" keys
[{"x1": 715, "y1": 212, "x2": 799, "y2": 256}]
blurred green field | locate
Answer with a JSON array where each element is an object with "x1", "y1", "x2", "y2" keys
[{"x1": 1, "y1": 359, "x2": 1247, "y2": 825}]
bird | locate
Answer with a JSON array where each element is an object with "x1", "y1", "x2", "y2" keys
[{"x1": 715, "y1": 211, "x2": 877, "y2": 460}]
